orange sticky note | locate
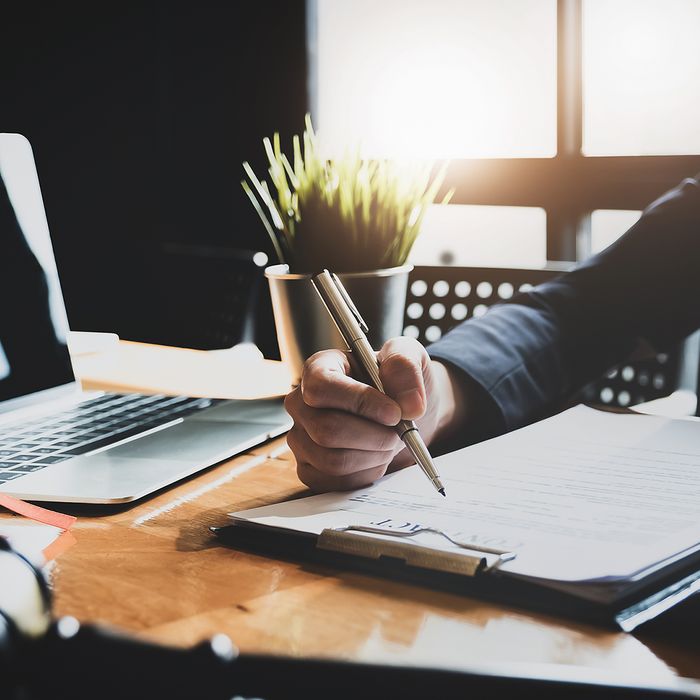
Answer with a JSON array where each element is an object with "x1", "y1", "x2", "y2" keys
[
  {"x1": 0, "y1": 493, "x2": 76, "y2": 531},
  {"x1": 42, "y1": 529, "x2": 77, "y2": 562}
]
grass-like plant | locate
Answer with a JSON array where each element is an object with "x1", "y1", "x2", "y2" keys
[{"x1": 242, "y1": 115, "x2": 452, "y2": 274}]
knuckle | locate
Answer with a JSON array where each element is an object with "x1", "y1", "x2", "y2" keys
[
  {"x1": 285, "y1": 427, "x2": 301, "y2": 456},
  {"x1": 301, "y1": 355, "x2": 316, "y2": 379},
  {"x1": 300, "y1": 372, "x2": 327, "y2": 408},
  {"x1": 296, "y1": 461, "x2": 315, "y2": 489},
  {"x1": 353, "y1": 387, "x2": 373, "y2": 417},
  {"x1": 283, "y1": 389, "x2": 299, "y2": 415},
  {"x1": 309, "y1": 414, "x2": 340, "y2": 448},
  {"x1": 384, "y1": 351, "x2": 418, "y2": 375},
  {"x1": 325, "y1": 448, "x2": 350, "y2": 475},
  {"x1": 381, "y1": 337, "x2": 407, "y2": 355},
  {"x1": 306, "y1": 350, "x2": 328, "y2": 365},
  {"x1": 297, "y1": 462, "x2": 334, "y2": 493},
  {"x1": 377, "y1": 429, "x2": 401, "y2": 452},
  {"x1": 382, "y1": 336, "x2": 422, "y2": 356},
  {"x1": 382, "y1": 352, "x2": 423, "y2": 389}
]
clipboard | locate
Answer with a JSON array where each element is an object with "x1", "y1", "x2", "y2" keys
[
  {"x1": 212, "y1": 519, "x2": 700, "y2": 633},
  {"x1": 214, "y1": 405, "x2": 700, "y2": 632}
]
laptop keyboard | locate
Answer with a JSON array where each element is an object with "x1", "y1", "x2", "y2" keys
[{"x1": 0, "y1": 393, "x2": 218, "y2": 485}]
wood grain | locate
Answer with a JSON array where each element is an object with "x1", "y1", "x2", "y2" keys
[
  {"x1": 39, "y1": 444, "x2": 700, "y2": 681},
  {"x1": 2, "y1": 342, "x2": 698, "y2": 683}
]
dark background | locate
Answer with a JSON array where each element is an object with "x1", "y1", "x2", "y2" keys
[{"x1": 0, "y1": 1, "x2": 308, "y2": 355}]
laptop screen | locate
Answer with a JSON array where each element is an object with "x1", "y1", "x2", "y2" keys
[{"x1": 0, "y1": 135, "x2": 74, "y2": 404}]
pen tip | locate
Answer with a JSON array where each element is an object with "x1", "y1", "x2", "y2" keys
[{"x1": 438, "y1": 488, "x2": 446, "y2": 497}]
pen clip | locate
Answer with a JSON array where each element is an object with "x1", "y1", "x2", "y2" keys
[{"x1": 330, "y1": 272, "x2": 369, "y2": 334}]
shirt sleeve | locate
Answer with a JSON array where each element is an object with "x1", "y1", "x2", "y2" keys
[{"x1": 426, "y1": 176, "x2": 700, "y2": 435}]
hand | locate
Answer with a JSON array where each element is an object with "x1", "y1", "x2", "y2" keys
[{"x1": 284, "y1": 337, "x2": 467, "y2": 492}]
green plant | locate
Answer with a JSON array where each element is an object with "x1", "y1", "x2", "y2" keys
[{"x1": 242, "y1": 115, "x2": 452, "y2": 273}]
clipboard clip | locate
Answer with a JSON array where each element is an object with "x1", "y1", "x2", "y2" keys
[{"x1": 318, "y1": 524, "x2": 516, "y2": 577}]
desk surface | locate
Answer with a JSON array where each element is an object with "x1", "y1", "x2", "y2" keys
[{"x1": 2, "y1": 342, "x2": 699, "y2": 684}]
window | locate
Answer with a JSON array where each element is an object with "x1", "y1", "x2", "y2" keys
[
  {"x1": 583, "y1": 0, "x2": 700, "y2": 156},
  {"x1": 314, "y1": 0, "x2": 556, "y2": 159},
  {"x1": 309, "y1": 0, "x2": 700, "y2": 265},
  {"x1": 410, "y1": 204, "x2": 546, "y2": 267},
  {"x1": 590, "y1": 210, "x2": 641, "y2": 254}
]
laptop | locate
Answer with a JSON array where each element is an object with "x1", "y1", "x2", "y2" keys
[{"x1": 0, "y1": 133, "x2": 292, "y2": 504}]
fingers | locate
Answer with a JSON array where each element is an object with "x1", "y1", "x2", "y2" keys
[
  {"x1": 300, "y1": 350, "x2": 401, "y2": 426},
  {"x1": 285, "y1": 385, "x2": 402, "y2": 492},
  {"x1": 285, "y1": 342, "x2": 432, "y2": 493},
  {"x1": 296, "y1": 460, "x2": 389, "y2": 493},
  {"x1": 285, "y1": 389, "x2": 401, "y2": 452},
  {"x1": 287, "y1": 426, "x2": 394, "y2": 477},
  {"x1": 377, "y1": 337, "x2": 430, "y2": 420}
]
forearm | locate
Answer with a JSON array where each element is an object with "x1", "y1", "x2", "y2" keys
[
  {"x1": 428, "y1": 358, "x2": 504, "y2": 452},
  {"x1": 427, "y1": 175, "x2": 700, "y2": 435},
  {"x1": 430, "y1": 360, "x2": 469, "y2": 443}
]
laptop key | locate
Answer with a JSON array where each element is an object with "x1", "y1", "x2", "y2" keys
[
  {"x1": 82, "y1": 394, "x2": 124, "y2": 407},
  {"x1": 0, "y1": 472, "x2": 23, "y2": 481},
  {"x1": 68, "y1": 425, "x2": 168, "y2": 455},
  {"x1": 32, "y1": 454, "x2": 73, "y2": 464},
  {"x1": 11, "y1": 464, "x2": 45, "y2": 472},
  {"x1": 1, "y1": 394, "x2": 214, "y2": 468},
  {"x1": 76, "y1": 421, "x2": 106, "y2": 429}
]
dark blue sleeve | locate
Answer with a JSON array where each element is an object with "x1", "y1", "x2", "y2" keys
[{"x1": 427, "y1": 176, "x2": 700, "y2": 434}]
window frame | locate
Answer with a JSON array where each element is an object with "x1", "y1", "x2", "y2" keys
[{"x1": 307, "y1": 0, "x2": 700, "y2": 262}]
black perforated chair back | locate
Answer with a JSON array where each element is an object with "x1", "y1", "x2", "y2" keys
[{"x1": 404, "y1": 266, "x2": 682, "y2": 410}]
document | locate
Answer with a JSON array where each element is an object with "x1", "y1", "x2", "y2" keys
[
  {"x1": 231, "y1": 406, "x2": 700, "y2": 596},
  {"x1": 0, "y1": 523, "x2": 65, "y2": 564}
]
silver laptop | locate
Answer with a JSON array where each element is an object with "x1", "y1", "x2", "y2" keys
[{"x1": 0, "y1": 133, "x2": 291, "y2": 504}]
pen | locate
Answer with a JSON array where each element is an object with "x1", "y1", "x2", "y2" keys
[{"x1": 311, "y1": 269, "x2": 446, "y2": 497}]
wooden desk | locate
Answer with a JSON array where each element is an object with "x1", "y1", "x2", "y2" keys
[{"x1": 3, "y1": 343, "x2": 699, "y2": 685}]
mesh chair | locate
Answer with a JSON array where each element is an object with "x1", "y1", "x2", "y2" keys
[{"x1": 403, "y1": 265, "x2": 683, "y2": 410}]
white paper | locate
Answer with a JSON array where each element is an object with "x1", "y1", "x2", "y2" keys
[
  {"x1": 232, "y1": 406, "x2": 700, "y2": 584},
  {"x1": 0, "y1": 523, "x2": 63, "y2": 565}
]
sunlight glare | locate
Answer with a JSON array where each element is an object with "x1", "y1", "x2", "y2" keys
[
  {"x1": 314, "y1": 0, "x2": 557, "y2": 159},
  {"x1": 583, "y1": 0, "x2": 700, "y2": 155}
]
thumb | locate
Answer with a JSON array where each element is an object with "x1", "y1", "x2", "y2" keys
[{"x1": 376, "y1": 337, "x2": 429, "y2": 421}]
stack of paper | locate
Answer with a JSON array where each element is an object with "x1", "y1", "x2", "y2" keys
[{"x1": 230, "y1": 406, "x2": 700, "y2": 604}]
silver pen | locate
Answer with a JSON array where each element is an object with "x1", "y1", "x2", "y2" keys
[{"x1": 311, "y1": 269, "x2": 446, "y2": 497}]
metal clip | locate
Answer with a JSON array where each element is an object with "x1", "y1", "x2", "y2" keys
[
  {"x1": 328, "y1": 524, "x2": 517, "y2": 572},
  {"x1": 338, "y1": 525, "x2": 515, "y2": 559}
]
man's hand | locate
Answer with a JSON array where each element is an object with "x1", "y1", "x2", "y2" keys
[{"x1": 284, "y1": 337, "x2": 467, "y2": 492}]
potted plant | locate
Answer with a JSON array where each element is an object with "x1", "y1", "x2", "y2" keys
[{"x1": 242, "y1": 115, "x2": 451, "y2": 384}]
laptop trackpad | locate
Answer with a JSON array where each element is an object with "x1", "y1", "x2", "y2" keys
[{"x1": 108, "y1": 420, "x2": 283, "y2": 461}]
